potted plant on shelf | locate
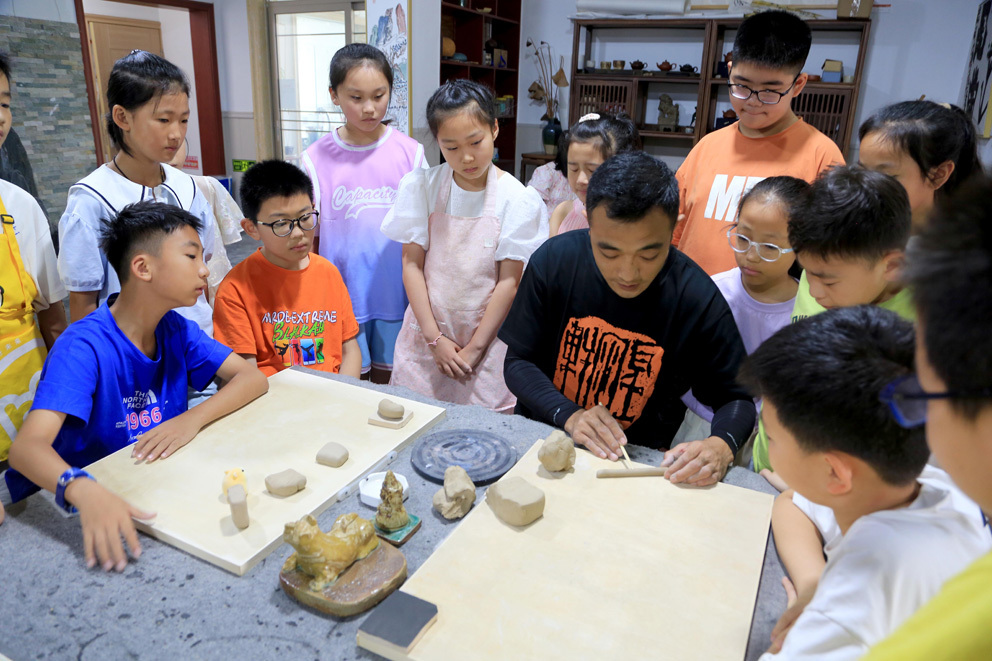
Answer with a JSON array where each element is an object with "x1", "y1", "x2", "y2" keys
[{"x1": 526, "y1": 38, "x2": 568, "y2": 155}]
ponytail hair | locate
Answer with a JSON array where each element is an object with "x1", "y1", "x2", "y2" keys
[
  {"x1": 859, "y1": 100, "x2": 983, "y2": 200},
  {"x1": 562, "y1": 112, "x2": 641, "y2": 161},
  {"x1": 106, "y1": 50, "x2": 190, "y2": 156}
]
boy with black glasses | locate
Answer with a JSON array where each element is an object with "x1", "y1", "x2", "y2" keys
[
  {"x1": 212, "y1": 160, "x2": 361, "y2": 377},
  {"x1": 739, "y1": 306, "x2": 989, "y2": 659},
  {"x1": 674, "y1": 10, "x2": 843, "y2": 276}
]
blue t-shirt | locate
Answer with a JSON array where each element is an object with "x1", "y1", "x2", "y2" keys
[{"x1": 5, "y1": 300, "x2": 231, "y2": 502}]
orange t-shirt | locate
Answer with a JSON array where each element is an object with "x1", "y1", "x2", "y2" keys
[
  {"x1": 213, "y1": 250, "x2": 359, "y2": 377},
  {"x1": 673, "y1": 119, "x2": 844, "y2": 275}
]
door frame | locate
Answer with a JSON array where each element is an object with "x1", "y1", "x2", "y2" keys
[{"x1": 74, "y1": 0, "x2": 227, "y2": 175}]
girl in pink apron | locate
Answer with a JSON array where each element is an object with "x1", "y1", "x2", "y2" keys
[
  {"x1": 382, "y1": 80, "x2": 548, "y2": 411},
  {"x1": 548, "y1": 113, "x2": 641, "y2": 236}
]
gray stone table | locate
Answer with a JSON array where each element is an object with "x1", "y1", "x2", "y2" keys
[{"x1": 0, "y1": 372, "x2": 785, "y2": 660}]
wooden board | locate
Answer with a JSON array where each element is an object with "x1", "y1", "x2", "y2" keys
[
  {"x1": 85, "y1": 370, "x2": 445, "y2": 575},
  {"x1": 395, "y1": 444, "x2": 773, "y2": 660}
]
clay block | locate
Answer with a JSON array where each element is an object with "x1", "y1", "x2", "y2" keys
[
  {"x1": 432, "y1": 465, "x2": 476, "y2": 519},
  {"x1": 538, "y1": 430, "x2": 576, "y2": 473},
  {"x1": 316, "y1": 441, "x2": 349, "y2": 468},
  {"x1": 486, "y1": 477, "x2": 545, "y2": 526},
  {"x1": 228, "y1": 484, "x2": 249, "y2": 529},
  {"x1": 265, "y1": 469, "x2": 307, "y2": 497},
  {"x1": 378, "y1": 398, "x2": 405, "y2": 420}
]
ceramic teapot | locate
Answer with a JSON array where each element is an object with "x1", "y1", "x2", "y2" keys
[
  {"x1": 679, "y1": 63, "x2": 699, "y2": 74},
  {"x1": 630, "y1": 60, "x2": 646, "y2": 70},
  {"x1": 657, "y1": 60, "x2": 673, "y2": 72}
]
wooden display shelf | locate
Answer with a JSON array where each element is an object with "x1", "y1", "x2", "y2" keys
[
  {"x1": 441, "y1": 60, "x2": 517, "y2": 73},
  {"x1": 575, "y1": 72, "x2": 703, "y2": 83},
  {"x1": 440, "y1": 1, "x2": 520, "y2": 25},
  {"x1": 638, "y1": 128, "x2": 696, "y2": 139}
]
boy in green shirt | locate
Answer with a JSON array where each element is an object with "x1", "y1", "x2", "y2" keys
[{"x1": 754, "y1": 165, "x2": 913, "y2": 483}]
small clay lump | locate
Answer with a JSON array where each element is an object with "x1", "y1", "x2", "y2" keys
[
  {"x1": 486, "y1": 477, "x2": 545, "y2": 526},
  {"x1": 538, "y1": 430, "x2": 576, "y2": 473},
  {"x1": 377, "y1": 399, "x2": 405, "y2": 421},
  {"x1": 317, "y1": 441, "x2": 349, "y2": 468},
  {"x1": 432, "y1": 465, "x2": 476, "y2": 520},
  {"x1": 266, "y1": 469, "x2": 307, "y2": 497}
]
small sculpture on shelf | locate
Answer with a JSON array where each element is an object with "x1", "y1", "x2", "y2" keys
[
  {"x1": 679, "y1": 63, "x2": 699, "y2": 74},
  {"x1": 657, "y1": 94, "x2": 679, "y2": 133},
  {"x1": 716, "y1": 51, "x2": 732, "y2": 78},
  {"x1": 657, "y1": 60, "x2": 673, "y2": 72},
  {"x1": 282, "y1": 514, "x2": 379, "y2": 591},
  {"x1": 630, "y1": 60, "x2": 645, "y2": 70}
]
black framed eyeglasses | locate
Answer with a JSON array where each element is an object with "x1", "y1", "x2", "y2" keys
[
  {"x1": 257, "y1": 210, "x2": 319, "y2": 237},
  {"x1": 879, "y1": 374, "x2": 992, "y2": 428},
  {"x1": 726, "y1": 226, "x2": 794, "y2": 262},
  {"x1": 727, "y1": 74, "x2": 800, "y2": 105}
]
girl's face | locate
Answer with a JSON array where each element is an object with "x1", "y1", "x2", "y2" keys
[
  {"x1": 567, "y1": 139, "x2": 605, "y2": 204},
  {"x1": 436, "y1": 108, "x2": 497, "y2": 191},
  {"x1": 330, "y1": 64, "x2": 390, "y2": 136},
  {"x1": 733, "y1": 196, "x2": 795, "y2": 289},
  {"x1": 114, "y1": 91, "x2": 189, "y2": 163},
  {"x1": 859, "y1": 132, "x2": 945, "y2": 223}
]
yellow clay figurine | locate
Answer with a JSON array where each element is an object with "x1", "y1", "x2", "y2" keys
[{"x1": 222, "y1": 468, "x2": 247, "y2": 498}]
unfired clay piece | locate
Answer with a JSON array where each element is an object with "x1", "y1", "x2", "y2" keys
[
  {"x1": 377, "y1": 399, "x2": 405, "y2": 421},
  {"x1": 282, "y1": 513, "x2": 379, "y2": 591},
  {"x1": 486, "y1": 477, "x2": 545, "y2": 526},
  {"x1": 316, "y1": 441, "x2": 349, "y2": 468},
  {"x1": 376, "y1": 470, "x2": 410, "y2": 531},
  {"x1": 266, "y1": 469, "x2": 307, "y2": 497},
  {"x1": 432, "y1": 465, "x2": 476, "y2": 519},
  {"x1": 222, "y1": 468, "x2": 247, "y2": 497},
  {"x1": 228, "y1": 484, "x2": 249, "y2": 529},
  {"x1": 538, "y1": 430, "x2": 576, "y2": 473}
]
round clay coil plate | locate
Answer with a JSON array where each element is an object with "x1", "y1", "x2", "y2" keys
[{"x1": 411, "y1": 429, "x2": 517, "y2": 484}]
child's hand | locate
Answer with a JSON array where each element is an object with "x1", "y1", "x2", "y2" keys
[
  {"x1": 430, "y1": 336, "x2": 473, "y2": 378},
  {"x1": 133, "y1": 415, "x2": 201, "y2": 462},
  {"x1": 768, "y1": 576, "x2": 814, "y2": 653},
  {"x1": 760, "y1": 468, "x2": 789, "y2": 492},
  {"x1": 457, "y1": 344, "x2": 485, "y2": 371},
  {"x1": 67, "y1": 478, "x2": 156, "y2": 571}
]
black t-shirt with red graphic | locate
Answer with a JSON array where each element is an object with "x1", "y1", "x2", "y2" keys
[{"x1": 498, "y1": 229, "x2": 754, "y2": 451}]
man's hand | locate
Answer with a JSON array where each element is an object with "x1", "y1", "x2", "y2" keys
[
  {"x1": 661, "y1": 436, "x2": 733, "y2": 486},
  {"x1": 67, "y1": 478, "x2": 155, "y2": 571},
  {"x1": 768, "y1": 576, "x2": 815, "y2": 654},
  {"x1": 564, "y1": 405, "x2": 626, "y2": 461},
  {"x1": 430, "y1": 336, "x2": 472, "y2": 378},
  {"x1": 132, "y1": 414, "x2": 202, "y2": 462}
]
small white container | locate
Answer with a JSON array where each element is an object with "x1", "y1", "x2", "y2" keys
[{"x1": 359, "y1": 471, "x2": 410, "y2": 508}]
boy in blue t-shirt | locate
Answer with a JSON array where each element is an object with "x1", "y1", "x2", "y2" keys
[{"x1": 5, "y1": 200, "x2": 268, "y2": 571}]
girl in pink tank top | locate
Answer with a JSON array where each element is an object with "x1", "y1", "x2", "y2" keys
[{"x1": 549, "y1": 113, "x2": 642, "y2": 236}]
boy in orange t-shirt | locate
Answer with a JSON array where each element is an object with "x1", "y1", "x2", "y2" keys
[
  {"x1": 213, "y1": 161, "x2": 361, "y2": 377},
  {"x1": 674, "y1": 10, "x2": 844, "y2": 275}
]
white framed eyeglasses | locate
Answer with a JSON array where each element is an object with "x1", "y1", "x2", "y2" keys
[{"x1": 726, "y1": 226, "x2": 794, "y2": 262}]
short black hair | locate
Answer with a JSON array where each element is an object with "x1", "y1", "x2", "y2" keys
[
  {"x1": 859, "y1": 100, "x2": 983, "y2": 201},
  {"x1": 739, "y1": 306, "x2": 926, "y2": 486},
  {"x1": 100, "y1": 200, "x2": 203, "y2": 284},
  {"x1": 0, "y1": 52, "x2": 11, "y2": 83},
  {"x1": 906, "y1": 176, "x2": 992, "y2": 419},
  {"x1": 585, "y1": 152, "x2": 679, "y2": 227},
  {"x1": 789, "y1": 165, "x2": 911, "y2": 262},
  {"x1": 329, "y1": 43, "x2": 393, "y2": 92},
  {"x1": 426, "y1": 79, "x2": 497, "y2": 137},
  {"x1": 239, "y1": 160, "x2": 314, "y2": 222},
  {"x1": 106, "y1": 50, "x2": 190, "y2": 156},
  {"x1": 732, "y1": 10, "x2": 812, "y2": 76},
  {"x1": 562, "y1": 112, "x2": 641, "y2": 162}
]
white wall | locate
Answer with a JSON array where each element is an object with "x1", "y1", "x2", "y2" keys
[
  {"x1": 513, "y1": 0, "x2": 982, "y2": 171},
  {"x1": 410, "y1": 0, "x2": 441, "y2": 163}
]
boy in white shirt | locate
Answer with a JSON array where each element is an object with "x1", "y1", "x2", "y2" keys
[{"x1": 738, "y1": 305, "x2": 990, "y2": 660}]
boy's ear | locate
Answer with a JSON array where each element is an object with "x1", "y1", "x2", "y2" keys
[
  {"x1": 241, "y1": 218, "x2": 261, "y2": 241},
  {"x1": 111, "y1": 105, "x2": 131, "y2": 133},
  {"x1": 130, "y1": 252, "x2": 154, "y2": 283},
  {"x1": 881, "y1": 250, "x2": 905, "y2": 282},
  {"x1": 790, "y1": 72, "x2": 809, "y2": 98},
  {"x1": 823, "y1": 452, "x2": 854, "y2": 496},
  {"x1": 929, "y1": 160, "x2": 956, "y2": 191}
]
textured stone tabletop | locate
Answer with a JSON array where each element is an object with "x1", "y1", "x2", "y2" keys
[{"x1": 0, "y1": 372, "x2": 784, "y2": 660}]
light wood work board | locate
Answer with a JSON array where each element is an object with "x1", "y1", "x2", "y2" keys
[
  {"x1": 85, "y1": 369, "x2": 446, "y2": 575},
  {"x1": 393, "y1": 443, "x2": 773, "y2": 660}
]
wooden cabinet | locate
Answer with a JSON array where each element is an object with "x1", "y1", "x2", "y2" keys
[
  {"x1": 439, "y1": 0, "x2": 521, "y2": 174},
  {"x1": 568, "y1": 17, "x2": 871, "y2": 159}
]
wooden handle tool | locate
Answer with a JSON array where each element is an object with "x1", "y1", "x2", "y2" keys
[{"x1": 596, "y1": 467, "x2": 669, "y2": 479}]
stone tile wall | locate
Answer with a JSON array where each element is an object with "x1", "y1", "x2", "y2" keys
[{"x1": 1, "y1": 14, "x2": 97, "y2": 235}]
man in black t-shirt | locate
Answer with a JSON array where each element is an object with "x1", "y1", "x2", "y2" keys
[{"x1": 498, "y1": 152, "x2": 755, "y2": 486}]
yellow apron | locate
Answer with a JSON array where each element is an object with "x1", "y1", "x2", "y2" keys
[{"x1": 0, "y1": 192, "x2": 47, "y2": 461}]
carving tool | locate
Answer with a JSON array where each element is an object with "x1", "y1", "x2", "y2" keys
[
  {"x1": 599, "y1": 398, "x2": 630, "y2": 469},
  {"x1": 596, "y1": 467, "x2": 669, "y2": 479}
]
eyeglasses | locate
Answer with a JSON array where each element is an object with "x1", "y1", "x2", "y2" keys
[
  {"x1": 879, "y1": 374, "x2": 992, "y2": 428},
  {"x1": 727, "y1": 75, "x2": 800, "y2": 105},
  {"x1": 256, "y1": 210, "x2": 319, "y2": 237},
  {"x1": 726, "y1": 226, "x2": 794, "y2": 262}
]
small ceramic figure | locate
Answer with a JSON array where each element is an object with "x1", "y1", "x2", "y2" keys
[
  {"x1": 282, "y1": 513, "x2": 380, "y2": 591},
  {"x1": 657, "y1": 94, "x2": 679, "y2": 132},
  {"x1": 376, "y1": 471, "x2": 410, "y2": 532}
]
